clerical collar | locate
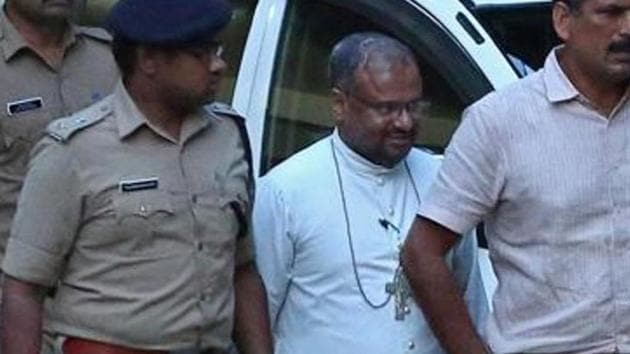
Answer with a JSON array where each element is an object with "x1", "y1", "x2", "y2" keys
[{"x1": 331, "y1": 129, "x2": 405, "y2": 177}]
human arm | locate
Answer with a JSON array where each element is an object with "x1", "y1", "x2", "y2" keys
[
  {"x1": 0, "y1": 138, "x2": 81, "y2": 354},
  {"x1": 0, "y1": 276, "x2": 48, "y2": 354},
  {"x1": 233, "y1": 262, "x2": 273, "y2": 354},
  {"x1": 402, "y1": 102, "x2": 506, "y2": 353},
  {"x1": 402, "y1": 217, "x2": 488, "y2": 354}
]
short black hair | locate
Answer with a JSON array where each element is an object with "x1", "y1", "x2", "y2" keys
[
  {"x1": 553, "y1": 0, "x2": 586, "y2": 11},
  {"x1": 328, "y1": 32, "x2": 417, "y2": 94}
]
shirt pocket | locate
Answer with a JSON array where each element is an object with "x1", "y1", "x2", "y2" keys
[
  {"x1": 0, "y1": 105, "x2": 61, "y2": 172},
  {"x1": 112, "y1": 190, "x2": 177, "y2": 256},
  {"x1": 1, "y1": 104, "x2": 61, "y2": 142},
  {"x1": 543, "y1": 245, "x2": 588, "y2": 296}
]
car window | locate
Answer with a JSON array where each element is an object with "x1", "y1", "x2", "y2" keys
[
  {"x1": 260, "y1": 0, "x2": 494, "y2": 173},
  {"x1": 472, "y1": 3, "x2": 560, "y2": 74},
  {"x1": 79, "y1": 0, "x2": 258, "y2": 103}
]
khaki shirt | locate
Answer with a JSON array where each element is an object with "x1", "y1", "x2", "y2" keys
[
  {"x1": 3, "y1": 82, "x2": 254, "y2": 350},
  {"x1": 0, "y1": 11, "x2": 118, "y2": 263}
]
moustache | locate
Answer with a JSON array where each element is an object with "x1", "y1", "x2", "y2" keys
[{"x1": 609, "y1": 39, "x2": 630, "y2": 54}]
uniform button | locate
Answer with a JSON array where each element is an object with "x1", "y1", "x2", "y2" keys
[
  {"x1": 75, "y1": 117, "x2": 87, "y2": 124},
  {"x1": 139, "y1": 204, "x2": 147, "y2": 215},
  {"x1": 407, "y1": 340, "x2": 415, "y2": 350},
  {"x1": 197, "y1": 242, "x2": 204, "y2": 251},
  {"x1": 388, "y1": 206, "x2": 394, "y2": 216},
  {"x1": 377, "y1": 178, "x2": 385, "y2": 186},
  {"x1": 404, "y1": 306, "x2": 411, "y2": 315}
]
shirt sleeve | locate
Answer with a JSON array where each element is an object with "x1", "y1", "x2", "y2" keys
[
  {"x1": 252, "y1": 176, "x2": 295, "y2": 329},
  {"x1": 2, "y1": 138, "x2": 82, "y2": 287},
  {"x1": 418, "y1": 103, "x2": 507, "y2": 234},
  {"x1": 234, "y1": 187, "x2": 255, "y2": 267}
]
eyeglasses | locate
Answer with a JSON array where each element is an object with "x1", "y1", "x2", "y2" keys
[
  {"x1": 347, "y1": 92, "x2": 431, "y2": 120},
  {"x1": 182, "y1": 41, "x2": 224, "y2": 60}
]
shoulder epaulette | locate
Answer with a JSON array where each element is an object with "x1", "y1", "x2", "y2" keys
[
  {"x1": 76, "y1": 26, "x2": 113, "y2": 43},
  {"x1": 208, "y1": 102, "x2": 254, "y2": 196},
  {"x1": 208, "y1": 102, "x2": 244, "y2": 120},
  {"x1": 46, "y1": 101, "x2": 111, "y2": 143}
]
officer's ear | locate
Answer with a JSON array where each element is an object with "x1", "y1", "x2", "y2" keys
[
  {"x1": 136, "y1": 46, "x2": 160, "y2": 76},
  {"x1": 553, "y1": 0, "x2": 576, "y2": 43},
  {"x1": 331, "y1": 87, "x2": 347, "y2": 125}
]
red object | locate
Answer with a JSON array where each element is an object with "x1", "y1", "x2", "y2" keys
[{"x1": 62, "y1": 337, "x2": 167, "y2": 354}]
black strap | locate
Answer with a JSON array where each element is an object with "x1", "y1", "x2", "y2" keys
[
  {"x1": 225, "y1": 115, "x2": 254, "y2": 240},
  {"x1": 225, "y1": 115, "x2": 254, "y2": 194}
]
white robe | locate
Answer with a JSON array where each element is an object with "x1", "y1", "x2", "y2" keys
[{"x1": 253, "y1": 131, "x2": 488, "y2": 354}]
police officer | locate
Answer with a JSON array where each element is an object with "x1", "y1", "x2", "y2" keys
[
  {"x1": 0, "y1": 0, "x2": 272, "y2": 353},
  {"x1": 0, "y1": 0, "x2": 118, "y2": 273}
]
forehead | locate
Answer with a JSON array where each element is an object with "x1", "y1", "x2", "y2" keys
[
  {"x1": 354, "y1": 60, "x2": 421, "y2": 98},
  {"x1": 582, "y1": 0, "x2": 630, "y2": 7}
]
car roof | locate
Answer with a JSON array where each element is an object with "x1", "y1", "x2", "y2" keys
[{"x1": 465, "y1": 0, "x2": 550, "y2": 6}]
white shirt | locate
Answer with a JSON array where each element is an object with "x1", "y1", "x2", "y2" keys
[
  {"x1": 419, "y1": 48, "x2": 630, "y2": 353},
  {"x1": 254, "y1": 131, "x2": 487, "y2": 354}
]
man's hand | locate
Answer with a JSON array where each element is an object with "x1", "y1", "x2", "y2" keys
[
  {"x1": 402, "y1": 216, "x2": 488, "y2": 354},
  {"x1": 1, "y1": 275, "x2": 47, "y2": 354}
]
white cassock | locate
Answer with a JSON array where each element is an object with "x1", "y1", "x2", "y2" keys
[{"x1": 253, "y1": 130, "x2": 488, "y2": 354}]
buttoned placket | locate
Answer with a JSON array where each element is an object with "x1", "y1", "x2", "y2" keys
[
  {"x1": 176, "y1": 140, "x2": 207, "y2": 347},
  {"x1": 49, "y1": 32, "x2": 81, "y2": 117},
  {"x1": 374, "y1": 167, "x2": 423, "y2": 331},
  {"x1": 382, "y1": 172, "x2": 422, "y2": 351},
  {"x1": 602, "y1": 98, "x2": 630, "y2": 349},
  {"x1": 373, "y1": 173, "x2": 402, "y2": 261}
]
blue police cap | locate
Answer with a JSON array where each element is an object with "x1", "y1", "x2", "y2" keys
[{"x1": 106, "y1": 0, "x2": 233, "y2": 46}]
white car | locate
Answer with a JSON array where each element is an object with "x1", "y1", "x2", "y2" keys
[
  {"x1": 228, "y1": 0, "x2": 553, "y2": 301},
  {"x1": 11, "y1": 0, "x2": 558, "y2": 302}
]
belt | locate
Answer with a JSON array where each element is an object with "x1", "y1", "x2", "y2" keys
[{"x1": 62, "y1": 337, "x2": 224, "y2": 354}]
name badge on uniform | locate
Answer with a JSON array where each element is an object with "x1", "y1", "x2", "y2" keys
[
  {"x1": 119, "y1": 177, "x2": 159, "y2": 193},
  {"x1": 7, "y1": 97, "x2": 43, "y2": 116}
]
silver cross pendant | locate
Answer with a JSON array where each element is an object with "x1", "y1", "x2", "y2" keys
[{"x1": 385, "y1": 266, "x2": 411, "y2": 321}]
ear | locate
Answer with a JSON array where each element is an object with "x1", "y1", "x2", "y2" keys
[
  {"x1": 136, "y1": 47, "x2": 160, "y2": 76},
  {"x1": 552, "y1": 1, "x2": 573, "y2": 43},
  {"x1": 331, "y1": 88, "x2": 347, "y2": 125}
]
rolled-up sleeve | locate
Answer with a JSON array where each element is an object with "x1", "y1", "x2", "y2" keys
[
  {"x1": 252, "y1": 176, "x2": 295, "y2": 329},
  {"x1": 2, "y1": 138, "x2": 82, "y2": 287}
]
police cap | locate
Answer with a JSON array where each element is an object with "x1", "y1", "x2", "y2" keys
[{"x1": 106, "y1": 0, "x2": 233, "y2": 46}]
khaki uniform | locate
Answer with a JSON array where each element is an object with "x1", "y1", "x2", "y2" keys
[
  {"x1": 0, "y1": 11, "x2": 118, "y2": 262},
  {"x1": 2, "y1": 82, "x2": 254, "y2": 351}
]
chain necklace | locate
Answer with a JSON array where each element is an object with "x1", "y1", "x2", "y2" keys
[{"x1": 330, "y1": 138, "x2": 421, "y2": 309}]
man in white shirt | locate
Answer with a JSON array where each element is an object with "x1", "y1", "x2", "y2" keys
[
  {"x1": 402, "y1": 0, "x2": 630, "y2": 353},
  {"x1": 253, "y1": 32, "x2": 488, "y2": 354}
]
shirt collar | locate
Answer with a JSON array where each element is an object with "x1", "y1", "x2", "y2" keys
[
  {"x1": 543, "y1": 46, "x2": 630, "y2": 116},
  {"x1": 0, "y1": 9, "x2": 77, "y2": 62},
  {"x1": 331, "y1": 129, "x2": 405, "y2": 178},
  {"x1": 113, "y1": 81, "x2": 210, "y2": 143},
  {"x1": 543, "y1": 46, "x2": 581, "y2": 103}
]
